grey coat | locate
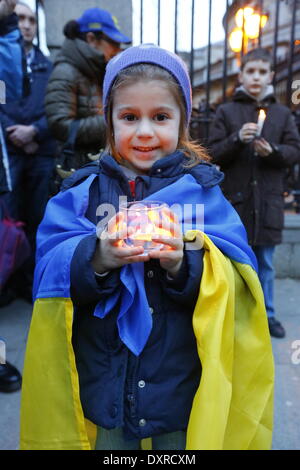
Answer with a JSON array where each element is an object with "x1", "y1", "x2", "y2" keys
[{"x1": 45, "y1": 38, "x2": 106, "y2": 167}]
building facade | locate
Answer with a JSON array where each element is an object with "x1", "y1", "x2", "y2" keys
[
  {"x1": 43, "y1": 0, "x2": 132, "y2": 57},
  {"x1": 191, "y1": 0, "x2": 300, "y2": 109}
]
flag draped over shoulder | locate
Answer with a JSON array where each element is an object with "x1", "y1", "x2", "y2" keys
[
  {"x1": 185, "y1": 232, "x2": 274, "y2": 450},
  {"x1": 20, "y1": 173, "x2": 274, "y2": 450}
]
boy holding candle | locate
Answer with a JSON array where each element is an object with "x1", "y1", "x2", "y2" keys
[{"x1": 209, "y1": 47, "x2": 300, "y2": 338}]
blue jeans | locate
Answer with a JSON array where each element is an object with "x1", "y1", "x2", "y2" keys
[
  {"x1": 95, "y1": 427, "x2": 186, "y2": 450},
  {"x1": 252, "y1": 245, "x2": 275, "y2": 318}
]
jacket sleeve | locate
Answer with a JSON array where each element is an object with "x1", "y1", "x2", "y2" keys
[
  {"x1": 31, "y1": 115, "x2": 52, "y2": 141},
  {"x1": 45, "y1": 63, "x2": 106, "y2": 147},
  {"x1": 0, "y1": 14, "x2": 24, "y2": 102},
  {"x1": 70, "y1": 233, "x2": 121, "y2": 306},
  {"x1": 0, "y1": 108, "x2": 15, "y2": 129},
  {"x1": 262, "y1": 111, "x2": 300, "y2": 169},
  {"x1": 158, "y1": 246, "x2": 204, "y2": 308},
  {"x1": 208, "y1": 106, "x2": 246, "y2": 167}
]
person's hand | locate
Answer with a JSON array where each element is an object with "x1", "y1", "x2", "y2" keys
[
  {"x1": 23, "y1": 141, "x2": 39, "y2": 154},
  {"x1": 0, "y1": 0, "x2": 17, "y2": 20},
  {"x1": 92, "y1": 212, "x2": 150, "y2": 273},
  {"x1": 6, "y1": 125, "x2": 37, "y2": 146},
  {"x1": 148, "y1": 208, "x2": 184, "y2": 278},
  {"x1": 253, "y1": 138, "x2": 273, "y2": 157},
  {"x1": 238, "y1": 122, "x2": 259, "y2": 143}
]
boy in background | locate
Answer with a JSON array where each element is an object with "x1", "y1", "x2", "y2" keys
[{"x1": 209, "y1": 48, "x2": 300, "y2": 338}]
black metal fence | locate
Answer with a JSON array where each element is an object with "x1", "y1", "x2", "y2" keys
[{"x1": 138, "y1": 0, "x2": 300, "y2": 142}]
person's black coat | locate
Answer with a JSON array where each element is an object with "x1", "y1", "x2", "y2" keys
[
  {"x1": 0, "y1": 47, "x2": 56, "y2": 158},
  {"x1": 208, "y1": 88, "x2": 300, "y2": 245}
]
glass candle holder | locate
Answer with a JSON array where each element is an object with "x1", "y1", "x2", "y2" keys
[{"x1": 119, "y1": 200, "x2": 169, "y2": 254}]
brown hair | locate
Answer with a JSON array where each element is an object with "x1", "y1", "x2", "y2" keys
[
  {"x1": 105, "y1": 63, "x2": 210, "y2": 167},
  {"x1": 241, "y1": 47, "x2": 273, "y2": 71}
]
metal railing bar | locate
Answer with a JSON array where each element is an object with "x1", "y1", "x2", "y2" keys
[
  {"x1": 174, "y1": 0, "x2": 178, "y2": 53},
  {"x1": 157, "y1": 0, "x2": 161, "y2": 46},
  {"x1": 222, "y1": 0, "x2": 229, "y2": 102},
  {"x1": 190, "y1": 0, "x2": 195, "y2": 88},
  {"x1": 286, "y1": 0, "x2": 297, "y2": 106},
  {"x1": 140, "y1": 0, "x2": 143, "y2": 44},
  {"x1": 273, "y1": 0, "x2": 281, "y2": 75},
  {"x1": 258, "y1": 0, "x2": 264, "y2": 46},
  {"x1": 205, "y1": 0, "x2": 212, "y2": 139}
]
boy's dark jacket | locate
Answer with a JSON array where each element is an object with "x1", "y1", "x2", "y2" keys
[
  {"x1": 0, "y1": 13, "x2": 28, "y2": 193},
  {"x1": 0, "y1": 46, "x2": 56, "y2": 158},
  {"x1": 209, "y1": 88, "x2": 300, "y2": 245},
  {"x1": 65, "y1": 152, "x2": 221, "y2": 440}
]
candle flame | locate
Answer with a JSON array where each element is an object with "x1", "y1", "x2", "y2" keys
[
  {"x1": 145, "y1": 223, "x2": 154, "y2": 234},
  {"x1": 130, "y1": 222, "x2": 173, "y2": 241},
  {"x1": 132, "y1": 223, "x2": 155, "y2": 241},
  {"x1": 258, "y1": 109, "x2": 266, "y2": 120}
]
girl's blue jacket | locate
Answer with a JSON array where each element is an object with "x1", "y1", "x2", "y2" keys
[{"x1": 65, "y1": 151, "x2": 223, "y2": 440}]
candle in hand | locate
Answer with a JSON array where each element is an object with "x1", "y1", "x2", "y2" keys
[
  {"x1": 120, "y1": 201, "x2": 171, "y2": 254},
  {"x1": 256, "y1": 109, "x2": 266, "y2": 137}
]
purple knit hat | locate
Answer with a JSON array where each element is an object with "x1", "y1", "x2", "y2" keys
[{"x1": 103, "y1": 44, "x2": 192, "y2": 124}]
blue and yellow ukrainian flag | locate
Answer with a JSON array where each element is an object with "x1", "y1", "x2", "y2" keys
[{"x1": 20, "y1": 174, "x2": 274, "y2": 450}]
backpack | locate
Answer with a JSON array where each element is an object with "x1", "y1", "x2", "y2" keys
[{"x1": 0, "y1": 202, "x2": 31, "y2": 291}]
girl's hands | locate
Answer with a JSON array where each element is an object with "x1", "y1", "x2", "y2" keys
[
  {"x1": 148, "y1": 208, "x2": 184, "y2": 278},
  {"x1": 92, "y1": 212, "x2": 150, "y2": 273},
  {"x1": 92, "y1": 208, "x2": 184, "y2": 278}
]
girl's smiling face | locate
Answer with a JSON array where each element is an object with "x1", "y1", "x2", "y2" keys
[{"x1": 112, "y1": 79, "x2": 181, "y2": 174}]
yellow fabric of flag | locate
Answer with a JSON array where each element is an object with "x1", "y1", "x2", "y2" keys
[
  {"x1": 20, "y1": 232, "x2": 274, "y2": 450},
  {"x1": 185, "y1": 232, "x2": 274, "y2": 450}
]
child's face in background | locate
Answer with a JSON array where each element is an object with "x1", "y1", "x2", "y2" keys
[
  {"x1": 239, "y1": 60, "x2": 274, "y2": 98},
  {"x1": 112, "y1": 80, "x2": 181, "y2": 174}
]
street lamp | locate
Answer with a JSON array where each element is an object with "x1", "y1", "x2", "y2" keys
[
  {"x1": 229, "y1": 6, "x2": 268, "y2": 54},
  {"x1": 229, "y1": 27, "x2": 243, "y2": 53},
  {"x1": 235, "y1": 6, "x2": 254, "y2": 29}
]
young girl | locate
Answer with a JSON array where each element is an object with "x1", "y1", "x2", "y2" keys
[{"x1": 20, "y1": 45, "x2": 274, "y2": 451}]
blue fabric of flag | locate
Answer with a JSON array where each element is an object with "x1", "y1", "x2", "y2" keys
[{"x1": 34, "y1": 172, "x2": 257, "y2": 356}]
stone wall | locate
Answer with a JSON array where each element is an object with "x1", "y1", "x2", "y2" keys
[
  {"x1": 43, "y1": 0, "x2": 132, "y2": 55},
  {"x1": 274, "y1": 214, "x2": 300, "y2": 278}
]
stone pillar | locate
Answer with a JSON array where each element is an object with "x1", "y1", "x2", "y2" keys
[
  {"x1": 274, "y1": 214, "x2": 300, "y2": 278},
  {"x1": 43, "y1": 0, "x2": 132, "y2": 55}
]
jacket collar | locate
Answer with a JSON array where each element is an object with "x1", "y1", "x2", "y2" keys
[
  {"x1": 233, "y1": 85, "x2": 276, "y2": 107},
  {"x1": 57, "y1": 38, "x2": 106, "y2": 82}
]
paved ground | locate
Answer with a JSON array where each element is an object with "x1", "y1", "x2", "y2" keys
[{"x1": 0, "y1": 278, "x2": 299, "y2": 450}]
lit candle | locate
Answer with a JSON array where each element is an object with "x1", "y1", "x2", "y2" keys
[
  {"x1": 120, "y1": 201, "x2": 172, "y2": 254},
  {"x1": 256, "y1": 109, "x2": 266, "y2": 137}
]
